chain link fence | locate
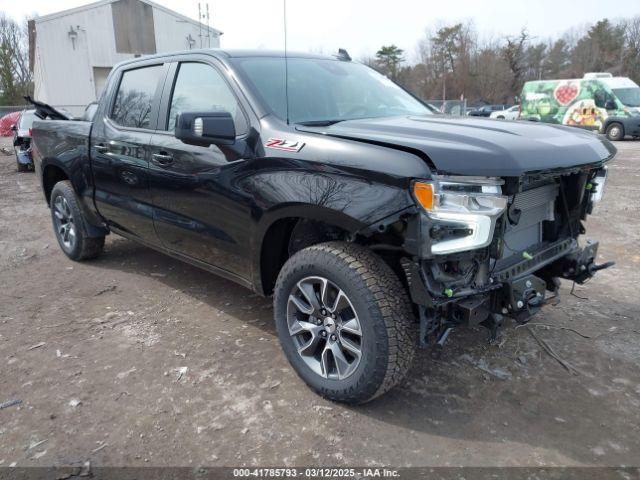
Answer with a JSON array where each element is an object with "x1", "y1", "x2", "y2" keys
[{"x1": 0, "y1": 105, "x2": 29, "y2": 117}]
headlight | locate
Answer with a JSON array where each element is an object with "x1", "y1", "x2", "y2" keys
[
  {"x1": 588, "y1": 167, "x2": 608, "y2": 204},
  {"x1": 413, "y1": 176, "x2": 508, "y2": 255}
]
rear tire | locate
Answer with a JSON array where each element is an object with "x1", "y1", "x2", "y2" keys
[
  {"x1": 274, "y1": 242, "x2": 417, "y2": 404},
  {"x1": 605, "y1": 122, "x2": 624, "y2": 141},
  {"x1": 50, "y1": 180, "x2": 105, "y2": 261}
]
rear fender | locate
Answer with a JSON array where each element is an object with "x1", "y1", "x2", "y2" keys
[{"x1": 40, "y1": 158, "x2": 108, "y2": 238}]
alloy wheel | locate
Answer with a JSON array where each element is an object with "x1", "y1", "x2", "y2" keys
[
  {"x1": 53, "y1": 195, "x2": 76, "y2": 250},
  {"x1": 286, "y1": 276, "x2": 363, "y2": 380}
]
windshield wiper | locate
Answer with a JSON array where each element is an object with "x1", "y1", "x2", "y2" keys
[{"x1": 296, "y1": 119, "x2": 345, "y2": 127}]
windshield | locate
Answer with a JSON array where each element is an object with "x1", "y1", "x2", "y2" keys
[
  {"x1": 19, "y1": 111, "x2": 36, "y2": 129},
  {"x1": 232, "y1": 57, "x2": 431, "y2": 124},
  {"x1": 612, "y1": 88, "x2": 640, "y2": 107}
]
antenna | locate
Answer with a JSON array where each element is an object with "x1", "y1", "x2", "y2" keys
[
  {"x1": 205, "y1": 3, "x2": 211, "y2": 48},
  {"x1": 283, "y1": 0, "x2": 290, "y2": 125},
  {"x1": 198, "y1": 3, "x2": 202, "y2": 48}
]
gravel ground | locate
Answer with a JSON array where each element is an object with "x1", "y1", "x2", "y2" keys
[{"x1": 0, "y1": 136, "x2": 639, "y2": 468}]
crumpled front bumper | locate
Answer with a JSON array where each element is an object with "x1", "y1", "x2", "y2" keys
[{"x1": 402, "y1": 237, "x2": 613, "y2": 345}]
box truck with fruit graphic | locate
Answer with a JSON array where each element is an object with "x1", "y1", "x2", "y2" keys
[{"x1": 520, "y1": 73, "x2": 640, "y2": 141}]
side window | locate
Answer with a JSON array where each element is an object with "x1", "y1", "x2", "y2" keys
[
  {"x1": 167, "y1": 62, "x2": 245, "y2": 133},
  {"x1": 111, "y1": 65, "x2": 163, "y2": 129}
]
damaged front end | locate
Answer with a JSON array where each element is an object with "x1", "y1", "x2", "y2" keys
[{"x1": 401, "y1": 168, "x2": 613, "y2": 346}]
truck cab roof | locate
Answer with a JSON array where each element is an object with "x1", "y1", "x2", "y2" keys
[{"x1": 115, "y1": 48, "x2": 339, "y2": 69}]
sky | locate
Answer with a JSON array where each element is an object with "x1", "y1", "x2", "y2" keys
[{"x1": 2, "y1": 0, "x2": 639, "y2": 62}]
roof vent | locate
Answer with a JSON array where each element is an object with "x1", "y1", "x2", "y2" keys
[{"x1": 583, "y1": 72, "x2": 613, "y2": 79}]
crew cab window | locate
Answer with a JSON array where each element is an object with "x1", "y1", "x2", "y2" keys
[
  {"x1": 111, "y1": 65, "x2": 163, "y2": 129},
  {"x1": 167, "y1": 62, "x2": 243, "y2": 132}
]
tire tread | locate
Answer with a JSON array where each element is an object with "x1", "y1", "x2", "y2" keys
[
  {"x1": 274, "y1": 241, "x2": 416, "y2": 404},
  {"x1": 51, "y1": 180, "x2": 105, "y2": 261}
]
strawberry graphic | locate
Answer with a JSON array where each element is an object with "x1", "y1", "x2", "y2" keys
[{"x1": 554, "y1": 82, "x2": 580, "y2": 106}]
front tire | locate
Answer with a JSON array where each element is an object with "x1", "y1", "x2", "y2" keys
[
  {"x1": 274, "y1": 242, "x2": 417, "y2": 404},
  {"x1": 605, "y1": 122, "x2": 624, "y2": 141},
  {"x1": 50, "y1": 180, "x2": 105, "y2": 261}
]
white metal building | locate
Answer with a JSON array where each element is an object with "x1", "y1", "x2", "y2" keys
[{"x1": 30, "y1": 0, "x2": 221, "y2": 116}]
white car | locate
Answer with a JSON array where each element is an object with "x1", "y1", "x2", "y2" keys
[{"x1": 490, "y1": 105, "x2": 520, "y2": 120}]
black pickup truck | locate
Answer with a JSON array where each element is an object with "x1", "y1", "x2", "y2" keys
[{"x1": 31, "y1": 49, "x2": 615, "y2": 404}]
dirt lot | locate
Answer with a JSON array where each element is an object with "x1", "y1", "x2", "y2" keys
[{"x1": 0, "y1": 137, "x2": 639, "y2": 468}]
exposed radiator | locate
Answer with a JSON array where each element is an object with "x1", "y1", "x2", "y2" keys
[{"x1": 501, "y1": 182, "x2": 559, "y2": 258}]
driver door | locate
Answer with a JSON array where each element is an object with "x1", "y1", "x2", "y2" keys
[{"x1": 147, "y1": 59, "x2": 254, "y2": 278}]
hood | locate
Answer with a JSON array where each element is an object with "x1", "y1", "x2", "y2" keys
[{"x1": 297, "y1": 115, "x2": 615, "y2": 177}]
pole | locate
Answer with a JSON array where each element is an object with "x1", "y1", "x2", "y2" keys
[
  {"x1": 442, "y1": 59, "x2": 446, "y2": 108},
  {"x1": 284, "y1": 0, "x2": 289, "y2": 125},
  {"x1": 206, "y1": 3, "x2": 210, "y2": 48},
  {"x1": 198, "y1": 3, "x2": 202, "y2": 48}
]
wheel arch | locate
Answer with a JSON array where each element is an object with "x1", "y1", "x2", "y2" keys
[
  {"x1": 42, "y1": 162, "x2": 71, "y2": 205},
  {"x1": 254, "y1": 205, "x2": 366, "y2": 296},
  {"x1": 602, "y1": 118, "x2": 625, "y2": 135},
  {"x1": 42, "y1": 160, "x2": 108, "y2": 238}
]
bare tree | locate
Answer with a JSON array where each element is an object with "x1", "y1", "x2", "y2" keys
[
  {"x1": 622, "y1": 16, "x2": 640, "y2": 83},
  {"x1": 0, "y1": 14, "x2": 32, "y2": 104},
  {"x1": 502, "y1": 29, "x2": 529, "y2": 98},
  {"x1": 392, "y1": 17, "x2": 640, "y2": 106}
]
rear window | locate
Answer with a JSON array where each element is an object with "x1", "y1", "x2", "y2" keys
[{"x1": 111, "y1": 65, "x2": 163, "y2": 129}]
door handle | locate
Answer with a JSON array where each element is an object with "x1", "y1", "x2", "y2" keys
[
  {"x1": 152, "y1": 152, "x2": 174, "y2": 165},
  {"x1": 95, "y1": 143, "x2": 108, "y2": 153}
]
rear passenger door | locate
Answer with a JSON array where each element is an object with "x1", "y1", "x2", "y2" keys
[{"x1": 91, "y1": 62, "x2": 168, "y2": 243}]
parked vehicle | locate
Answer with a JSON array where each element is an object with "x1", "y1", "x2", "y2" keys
[
  {"x1": 0, "y1": 111, "x2": 21, "y2": 137},
  {"x1": 30, "y1": 50, "x2": 615, "y2": 404},
  {"x1": 520, "y1": 73, "x2": 640, "y2": 141},
  {"x1": 468, "y1": 104, "x2": 511, "y2": 117},
  {"x1": 490, "y1": 105, "x2": 520, "y2": 120},
  {"x1": 12, "y1": 109, "x2": 36, "y2": 172}
]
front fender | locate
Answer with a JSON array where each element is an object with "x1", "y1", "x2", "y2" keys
[{"x1": 239, "y1": 163, "x2": 415, "y2": 291}]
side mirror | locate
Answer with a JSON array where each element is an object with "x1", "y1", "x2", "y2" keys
[
  {"x1": 174, "y1": 111, "x2": 235, "y2": 147},
  {"x1": 604, "y1": 100, "x2": 616, "y2": 110}
]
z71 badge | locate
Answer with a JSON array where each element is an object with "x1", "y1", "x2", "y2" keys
[{"x1": 265, "y1": 138, "x2": 305, "y2": 152}]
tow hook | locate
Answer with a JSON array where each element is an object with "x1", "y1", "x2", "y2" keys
[
  {"x1": 563, "y1": 240, "x2": 615, "y2": 284},
  {"x1": 587, "y1": 260, "x2": 615, "y2": 275},
  {"x1": 506, "y1": 275, "x2": 547, "y2": 324}
]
